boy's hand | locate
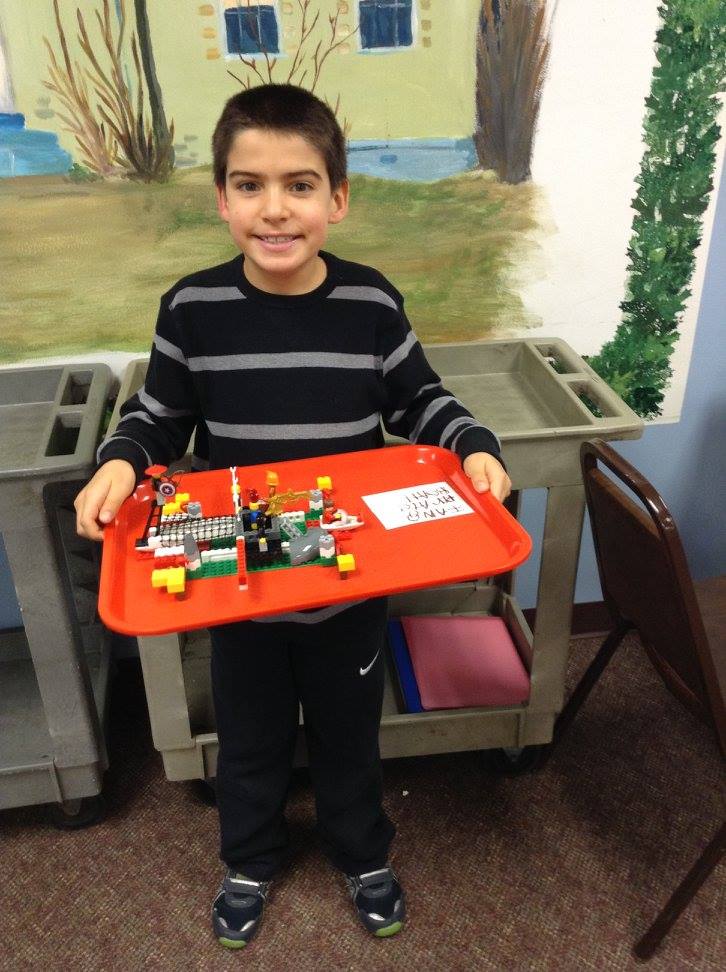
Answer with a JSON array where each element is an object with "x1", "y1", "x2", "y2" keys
[
  {"x1": 462, "y1": 452, "x2": 512, "y2": 503},
  {"x1": 74, "y1": 459, "x2": 137, "y2": 541}
]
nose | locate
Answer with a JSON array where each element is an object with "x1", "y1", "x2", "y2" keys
[{"x1": 261, "y1": 186, "x2": 289, "y2": 221}]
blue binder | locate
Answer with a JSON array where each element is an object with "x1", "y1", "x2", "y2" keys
[{"x1": 387, "y1": 619, "x2": 423, "y2": 713}]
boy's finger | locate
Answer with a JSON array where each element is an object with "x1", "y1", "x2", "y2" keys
[
  {"x1": 471, "y1": 475, "x2": 490, "y2": 493},
  {"x1": 77, "y1": 486, "x2": 106, "y2": 541},
  {"x1": 75, "y1": 487, "x2": 95, "y2": 539},
  {"x1": 489, "y1": 469, "x2": 512, "y2": 503},
  {"x1": 77, "y1": 477, "x2": 114, "y2": 540},
  {"x1": 99, "y1": 480, "x2": 131, "y2": 523},
  {"x1": 465, "y1": 458, "x2": 491, "y2": 493}
]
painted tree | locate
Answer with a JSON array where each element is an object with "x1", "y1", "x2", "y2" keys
[
  {"x1": 589, "y1": 0, "x2": 726, "y2": 417},
  {"x1": 133, "y1": 0, "x2": 174, "y2": 173},
  {"x1": 227, "y1": 0, "x2": 357, "y2": 136},
  {"x1": 474, "y1": 0, "x2": 554, "y2": 184},
  {"x1": 44, "y1": 0, "x2": 174, "y2": 181}
]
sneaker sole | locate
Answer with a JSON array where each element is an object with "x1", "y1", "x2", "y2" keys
[{"x1": 374, "y1": 921, "x2": 403, "y2": 937}]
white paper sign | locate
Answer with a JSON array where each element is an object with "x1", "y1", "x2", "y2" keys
[{"x1": 361, "y1": 482, "x2": 474, "y2": 530}]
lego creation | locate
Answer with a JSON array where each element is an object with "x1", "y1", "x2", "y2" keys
[
  {"x1": 137, "y1": 463, "x2": 364, "y2": 598},
  {"x1": 99, "y1": 445, "x2": 531, "y2": 636}
]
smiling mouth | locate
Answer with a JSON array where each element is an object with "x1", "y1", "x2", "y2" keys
[{"x1": 256, "y1": 235, "x2": 299, "y2": 243}]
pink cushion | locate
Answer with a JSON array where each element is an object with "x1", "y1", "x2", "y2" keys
[{"x1": 401, "y1": 616, "x2": 530, "y2": 710}]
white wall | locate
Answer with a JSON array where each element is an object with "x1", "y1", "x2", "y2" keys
[
  {"x1": 523, "y1": 0, "x2": 725, "y2": 422},
  {"x1": 516, "y1": 159, "x2": 726, "y2": 609}
]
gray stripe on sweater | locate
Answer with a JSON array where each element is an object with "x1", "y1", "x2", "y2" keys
[
  {"x1": 409, "y1": 394, "x2": 459, "y2": 443},
  {"x1": 154, "y1": 334, "x2": 187, "y2": 365},
  {"x1": 169, "y1": 286, "x2": 245, "y2": 310},
  {"x1": 187, "y1": 351, "x2": 381, "y2": 372},
  {"x1": 439, "y1": 416, "x2": 477, "y2": 449},
  {"x1": 327, "y1": 286, "x2": 397, "y2": 311},
  {"x1": 207, "y1": 413, "x2": 380, "y2": 440},
  {"x1": 138, "y1": 388, "x2": 195, "y2": 419},
  {"x1": 97, "y1": 435, "x2": 152, "y2": 467},
  {"x1": 387, "y1": 382, "x2": 443, "y2": 425},
  {"x1": 382, "y1": 330, "x2": 417, "y2": 377}
]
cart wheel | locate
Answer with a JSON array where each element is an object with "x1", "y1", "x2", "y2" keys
[
  {"x1": 190, "y1": 778, "x2": 217, "y2": 806},
  {"x1": 485, "y1": 744, "x2": 551, "y2": 776},
  {"x1": 49, "y1": 794, "x2": 106, "y2": 830}
]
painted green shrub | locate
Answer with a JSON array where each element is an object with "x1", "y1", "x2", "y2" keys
[{"x1": 589, "y1": 0, "x2": 726, "y2": 418}]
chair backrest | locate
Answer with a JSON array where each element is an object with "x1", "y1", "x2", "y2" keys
[{"x1": 581, "y1": 439, "x2": 726, "y2": 757}]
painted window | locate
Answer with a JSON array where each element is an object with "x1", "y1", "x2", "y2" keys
[
  {"x1": 359, "y1": 0, "x2": 414, "y2": 50},
  {"x1": 224, "y1": 2, "x2": 280, "y2": 55}
]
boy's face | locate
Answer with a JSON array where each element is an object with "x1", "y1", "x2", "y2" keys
[{"x1": 216, "y1": 128, "x2": 349, "y2": 295}]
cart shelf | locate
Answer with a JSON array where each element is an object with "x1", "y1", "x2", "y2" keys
[{"x1": 0, "y1": 364, "x2": 113, "y2": 817}]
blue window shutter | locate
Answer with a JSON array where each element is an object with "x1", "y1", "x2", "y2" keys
[
  {"x1": 259, "y1": 6, "x2": 279, "y2": 52},
  {"x1": 360, "y1": 0, "x2": 413, "y2": 50},
  {"x1": 359, "y1": 3, "x2": 378, "y2": 49},
  {"x1": 396, "y1": 3, "x2": 413, "y2": 47},
  {"x1": 224, "y1": 5, "x2": 279, "y2": 55}
]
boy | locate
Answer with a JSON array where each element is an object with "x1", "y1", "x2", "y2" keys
[{"x1": 75, "y1": 84, "x2": 511, "y2": 947}]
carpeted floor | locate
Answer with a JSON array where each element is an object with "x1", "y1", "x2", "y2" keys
[{"x1": 1, "y1": 630, "x2": 724, "y2": 972}]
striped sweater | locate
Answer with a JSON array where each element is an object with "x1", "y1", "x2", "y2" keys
[{"x1": 99, "y1": 250, "x2": 501, "y2": 485}]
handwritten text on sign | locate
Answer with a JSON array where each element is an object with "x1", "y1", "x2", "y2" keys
[{"x1": 362, "y1": 482, "x2": 474, "y2": 530}]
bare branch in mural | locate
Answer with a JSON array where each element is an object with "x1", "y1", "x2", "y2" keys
[
  {"x1": 474, "y1": 0, "x2": 555, "y2": 184},
  {"x1": 43, "y1": 0, "x2": 174, "y2": 182},
  {"x1": 310, "y1": 7, "x2": 356, "y2": 92},
  {"x1": 227, "y1": 0, "x2": 357, "y2": 136},
  {"x1": 286, "y1": 1, "x2": 320, "y2": 85}
]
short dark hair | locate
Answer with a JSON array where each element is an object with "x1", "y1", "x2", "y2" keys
[{"x1": 212, "y1": 84, "x2": 347, "y2": 189}]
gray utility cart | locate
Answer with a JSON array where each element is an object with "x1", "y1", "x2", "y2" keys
[
  {"x1": 105, "y1": 338, "x2": 642, "y2": 780},
  {"x1": 0, "y1": 363, "x2": 114, "y2": 826}
]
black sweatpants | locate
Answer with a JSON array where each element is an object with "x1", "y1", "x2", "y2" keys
[{"x1": 210, "y1": 597, "x2": 395, "y2": 881}]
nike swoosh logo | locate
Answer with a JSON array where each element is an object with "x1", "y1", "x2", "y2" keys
[{"x1": 359, "y1": 648, "x2": 381, "y2": 676}]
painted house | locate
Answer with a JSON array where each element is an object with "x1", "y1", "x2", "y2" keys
[{"x1": 0, "y1": 0, "x2": 481, "y2": 180}]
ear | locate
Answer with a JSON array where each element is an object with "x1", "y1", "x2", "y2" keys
[
  {"x1": 328, "y1": 179, "x2": 349, "y2": 225},
  {"x1": 215, "y1": 184, "x2": 230, "y2": 222}
]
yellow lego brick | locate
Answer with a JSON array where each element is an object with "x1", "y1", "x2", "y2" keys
[
  {"x1": 337, "y1": 553, "x2": 356, "y2": 574},
  {"x1": 166, "y1": 567, "x2": 186, "y2": 594},
  {"x1": 317, "y1": 476, "x2": 332, "y2": 490},
  {"x1": 162, "y1": 501, "x2": 181, "y2": 516},
  {"x1": 151, "y1": 566, "x2": 186, "y2": 594},
  {"x1": 151, "y1": 569, "x2": 168, "y2": 588},
  {"x1": 177, "y1": 493, "x2": 190, "y2": 504},
  {"x1": 266, "y1": 471, "x2": 279, "y2": 487}
]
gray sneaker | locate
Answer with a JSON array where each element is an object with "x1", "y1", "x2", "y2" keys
[
  {"x1": 345, "y1": 865, "x2": 405, "y2": 936},
  {"x1": 211, "y1": 870, "x2": 272, "y2": 948}
]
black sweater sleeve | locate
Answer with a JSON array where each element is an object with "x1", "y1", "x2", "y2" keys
[
  {"x1": 96, "y1": 295, "x2": 199, "y2": 482},
  {"x1": 377, "y1": 296, "x2": 502, "y2": 464}
]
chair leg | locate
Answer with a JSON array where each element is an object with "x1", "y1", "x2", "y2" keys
[
  {"x1": 633, "y1": 820, "x2": 726, "y2": 961},
  {"x1": 552, "y1": 619, "x2": 632, "y2": 747}
]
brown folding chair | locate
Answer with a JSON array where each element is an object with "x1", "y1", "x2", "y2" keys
[{"x1": 551, "y1": 438, "x2": 726, "y2": 960}]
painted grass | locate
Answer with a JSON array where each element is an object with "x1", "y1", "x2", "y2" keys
[{"x1": 0, "y1": 167, "x2": 543, "y2": 362}]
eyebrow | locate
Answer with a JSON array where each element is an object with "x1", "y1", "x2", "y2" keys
[{"x1": 227, "y1": 169, "x2": 323, "y2": 181}]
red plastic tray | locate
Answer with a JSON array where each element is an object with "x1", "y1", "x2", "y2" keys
[{"x1": 99, "y1": 445, "x2": 531, "y2": 635}]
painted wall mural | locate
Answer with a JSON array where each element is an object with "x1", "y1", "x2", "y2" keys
[{"x1": 0, "y1": 0, "x2": 724, "y2": 421}]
